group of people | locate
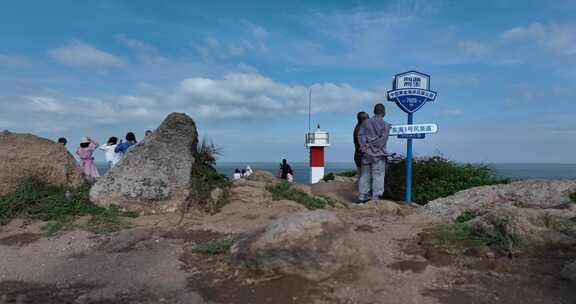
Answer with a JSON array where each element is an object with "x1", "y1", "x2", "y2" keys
[
  {"x1": 278, "y1": 159, "x2": 294, "y2": 183},
  {"x1": 57, "y1": 130, "x2": 151, "y2": 180},
  {"x1": 353, "y1": 103, "x2": 392, "y2": 205},
  {"x1": 232, "y1": 166, "x2": 254, "y2": 180}
]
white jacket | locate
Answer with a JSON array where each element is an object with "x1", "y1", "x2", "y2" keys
[{"x1": 99, "y1": 144, "x2": 122, "y2": 167}]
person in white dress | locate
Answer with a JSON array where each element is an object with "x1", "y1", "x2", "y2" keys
[{"x1": 99, "y1": 136, "x2": 122, "y2": 169}]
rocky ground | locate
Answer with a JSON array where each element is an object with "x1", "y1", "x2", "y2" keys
[{"x1": 1, "y1": 175, "x2": 575, "y2": 304}]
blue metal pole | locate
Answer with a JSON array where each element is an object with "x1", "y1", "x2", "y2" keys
[{"x1": 405, "y1": 113, "x2": 413, "y2": 203}]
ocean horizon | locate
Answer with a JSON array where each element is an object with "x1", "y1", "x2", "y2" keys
[{"x1": 96, "y1": 162, "x2": 576, "y2": 184}]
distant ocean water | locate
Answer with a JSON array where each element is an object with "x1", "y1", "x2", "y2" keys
[{"x1": 95, "y1": 162, "x2": 576, "y2": 184}]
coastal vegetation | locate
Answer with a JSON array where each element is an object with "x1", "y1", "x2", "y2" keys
[
  {"x1": 192, "y1": 238, "x2": 234, "y2": 255},
  {"x1": 322, "y1": 155, "x2": 508, "y2": 205},
  {"x1": 570, "y1": 192, "x2": 576, "y2": 204},
  {"x1": 0, "y1": 179, "x2": 135, "y2": 235},
  {"x1": 432, "y1": 210, "x2": 522, "y2": 255},
  {"x1": 267, "y1": 181, "x2": 335, "y2": 210},
  {"x1": 186, "y1": 138, "x2": 231, "y2": 215},
  {"x1": 384, "y1": 155, "x2": 509, "y2": 204}
]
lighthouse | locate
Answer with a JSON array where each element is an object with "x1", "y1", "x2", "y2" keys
[{"x1": 305, "y1": 124, "x2": 330, "y2": 184}]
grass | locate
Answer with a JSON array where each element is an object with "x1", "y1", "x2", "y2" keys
[
  {"x1": 336, "y1": 170, "x2": 357, "y2": 177},
  {"x1": 570, "y1": 192, "x2": 576, "y2": 204},
  {"x1": 541, "y1": 213, "x2": 576, "y2": 237},
  {"x1": 191, "y1": 238, "x2": 234, "y2": 255},
  {"x1": 433, "y1": 222, "x2": 519, "y2": 251},
  {"x1": 185, "y1": 138, "x2": 231, "y2": 215},
  {"x1": 322, "y1": 173, "x2": 335, "y2": 182},
  {"x1": 0, "y1": 179, "x2": 135, "y2": 236},
  {"x1": 455, "y1": 210, "x2": 480, "y2": 223},
  {"x1": 266, "y1": 181, "x2": 335, "y2": 210},
  {"x1": 432, "y1": 211, "x2": 522, "y2": 255}
]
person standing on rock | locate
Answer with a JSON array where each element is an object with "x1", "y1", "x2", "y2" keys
[
  {"x1": 99, "y1": 136, "x2": 121, "y2": 169},
  {"x1": 279, "y1": 159, "x2": 293, "y2": 181},
  {"x1": 354, "y1": 112, "x2": 370, "y2": 169},
  {"x1": 356, "y1": 103, "x2": 391, "y2": 204},
  {"x1": 76, "y1": 137, "x2": 100, "y2": 179},
  {"x1": 115, "y1": 132, "x2": 137, "y2": 157}
]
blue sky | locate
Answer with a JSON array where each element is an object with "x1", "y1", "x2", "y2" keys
[{"x1": 1, "y1": 0, "x2": 575, "y2": 163}]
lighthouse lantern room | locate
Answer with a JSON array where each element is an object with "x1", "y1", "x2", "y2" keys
[{"x1": 305, "y1": 125, "x2": 330, "y2": 184}]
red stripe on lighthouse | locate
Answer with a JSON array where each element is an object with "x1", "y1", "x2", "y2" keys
[{"x1": 310, "y1": 147, "x2": 324, "y2": 167}]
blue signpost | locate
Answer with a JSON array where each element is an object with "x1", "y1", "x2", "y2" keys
[{"x1": 387, "y1": 71, "x2": 437, "y2": 202}]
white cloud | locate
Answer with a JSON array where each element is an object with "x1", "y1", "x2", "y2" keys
[
  {"x1": 500, "y1": 22, "x2": 576, "y2": 55},
  {"x1": 49, "y1": 41, "x2": 126, "y2": 69},
  {"x1": 434, "y1": 109, "x2": 463, "y2": 117},
  {"x1": 0, "y1": 71, "x2": 378, "y2": 132},
  {"x1": 177, "y1": 72, "x2": 378, "y2": 117},
  {"x1": 114, "y1": 33, "x2": 157, "y2": 53},
  {"x1": 458, "y1": 41, "x2": 490, "y2": 57}
]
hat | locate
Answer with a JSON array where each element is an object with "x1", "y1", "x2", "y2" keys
[{"x1": 80, "y1": 137, "x2": 90, "y2": 144}]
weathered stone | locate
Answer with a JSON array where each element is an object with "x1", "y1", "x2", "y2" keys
[
  {"x1": 245, "y1": 170, "x2": 280, "y2": 185},
  {"x1": 90, "y1": 113, "x2": 198, "y2": 213},
  {"x1": 422, "y1": 180, "x2": 576, "y2": 220},
  {"x1": 229, "y1": 185, "x2": 272, "y2": 205},
  {"x1": 0, "y1": 131, "x2": 85, "y2": 196},
  {"x1": 471, "y1": 206, "x2": 576, "y2": 246},
  {"x1": 561, "y1": 260, "x2": 576, "y2": 283},
  {"x1": 230, "y1": 210, "x2": 374, "y2": 281}
]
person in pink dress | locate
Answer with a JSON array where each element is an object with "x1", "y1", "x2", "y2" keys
[{"x1": 76, "y1": 137, "x2": 100, "y2": 180}]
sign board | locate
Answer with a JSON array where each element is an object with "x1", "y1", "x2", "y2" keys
[
  {"x1": 386, "y1": 71, "x2": 437, "y2": 114},
  {"x1": 385, "y1": 70, "x2": 438, "y2": 203},
  {"x1": 398, "y1": 133, "x2": 425, "y2": 139},
  {"x1": 390, "y1": 123, "x2": 438, "y2": 136}
]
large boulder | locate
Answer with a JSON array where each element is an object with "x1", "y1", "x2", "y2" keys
[
  {"x1": 422, "y1": 180, "x2": 576, "y2": 220},
  {"x1": 230, "y1": 210, "x2": 374, "y2": 281},
  {"x1": 90, "y1": 113, "x2": 198, "y2": 213},
  {"x1": 0, "y1": 131, "x2": 85, "y2": 196},
  {"x1": 470, "y1": 206, "x2": 576, "y2": 246}
]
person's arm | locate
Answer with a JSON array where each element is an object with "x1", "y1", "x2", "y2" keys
[
  {"x1": 358, "y1": 121, "x2": 368, "y2": 152},
  {"x1": 114, "y1": 141, "x2": 125, "y2": 153}
]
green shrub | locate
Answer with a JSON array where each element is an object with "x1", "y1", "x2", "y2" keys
[
  {"x1": 186, "y1": 138, "x2": 231, "y2": 215},
  {"x1": 192, "y1": 238, "x2": 234, "y2": 255},
  {"x1": 455, "y1": 210, "x2": 479, "y2": 223},
  {"x1": 336, "y1": 170, "x2": 357, "y2": 177},
  {"x1": 383, "y1": 155, "x2": 509, "y2": 205},
  {"x1": 569, "y1": 192, "x2": 576, "y2": 204},
  {"x1": 433, "y1": 222, "x2": 519, "y2": 251},
  {"x1": 322, "y1": 173, "x2": 335, "y2": 182},
  {"x1": 0, "y1": 179, "x2": 134, "y2": 235},
  {"x1": 267, "y1": 182, "x2": 334, "y2": 210}
]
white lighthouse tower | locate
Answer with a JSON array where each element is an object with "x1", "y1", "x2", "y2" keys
[{"x1": 306, "y1": 124, "x2": 330, "y2": 184}]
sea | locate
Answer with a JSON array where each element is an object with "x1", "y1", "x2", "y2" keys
[{"x1": 95, "y1": 162, "x2": 576, "y2": 184}]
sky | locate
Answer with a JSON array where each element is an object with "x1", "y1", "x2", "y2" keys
[{"x1": 0, "y1": 0, "x2": 575, "y2": 164}]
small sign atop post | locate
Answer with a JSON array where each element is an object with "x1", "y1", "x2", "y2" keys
[
  {"x1": 386, "y1": 71, "x2": 438, "y2": 203},
  {"x1": 387, "y1": 71, "x2": 437, "y2": 114}
]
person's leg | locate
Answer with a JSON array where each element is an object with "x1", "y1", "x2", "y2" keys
[
  {"x1": 357, "y1": 162, "x2": 372, "y2": 202},
  {"x1": 371, "y1": 158, "x2": 386, "y2": 200}
]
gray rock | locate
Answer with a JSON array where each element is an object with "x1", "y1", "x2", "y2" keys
[
  {"x1": 90, "y1": 113, "x2": 198, "y2": 213},
  {"x1": 230, "y1": 210, "x2": 374, "y2": 281},
  {"x1": 561, "y1": 260, "x2": 576, "y2": 282},
  {"x1": 0, "y1": 131, "x2": 85, "y2": 196},
  {"x1": 99, "y1": 228, "x2": 154, "y2": 253},
  {"x1": 422, "y1": 180, "x2": 576, "y2": 220}
]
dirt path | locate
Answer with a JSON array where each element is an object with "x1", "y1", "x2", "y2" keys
[{"x1": 1, "y1": 195, "x2": 575, "y2": 303}]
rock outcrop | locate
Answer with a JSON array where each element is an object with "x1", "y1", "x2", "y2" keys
[
  {"x1": 422, "y1": 180, "x2": 576, "y2": 219},
  {"x1": 561, "y1": 260, "x2": 576, "y2": 283},
  {"x1": 230, "y1": 210, "x2": 374, "y2": 281},
  {"x1": 0, "y1": 131, "x2": 85, "y2": 196},
  {"x1": 90, "y1": 113, "x2": 198, "y2": 213}
]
